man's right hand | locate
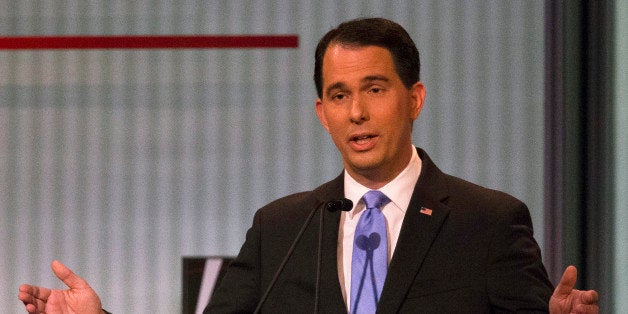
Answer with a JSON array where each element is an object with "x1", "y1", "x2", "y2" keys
[{"x1": 18, "y1": 260, "x2": 103, "y2": 314}]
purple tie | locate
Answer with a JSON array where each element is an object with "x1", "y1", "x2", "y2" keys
[{"x1": 350, "y1": 190, "x2": 391, "y2": 314}]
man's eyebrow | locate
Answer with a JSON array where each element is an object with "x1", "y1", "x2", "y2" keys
[
  {"x1": 362, "y1": 75, "x2": 389, "y2": 84},
  {"x1": 324, "y1": 76, "x2": 390, "y2": 97}
]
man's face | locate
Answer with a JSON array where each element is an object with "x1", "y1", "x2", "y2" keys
[{"x1": 316, "y1": 44, "x2": 425, "y2": 188}]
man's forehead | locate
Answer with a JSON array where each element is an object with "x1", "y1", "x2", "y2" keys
[
  {"x1": 322, "y1": 44, "x2": 392, "y2": 66},
  {"x1": 321, "y1": 45, "x2": 396, "y2": 88}
]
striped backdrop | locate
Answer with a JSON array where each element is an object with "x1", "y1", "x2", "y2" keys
[{"x1": 0, "y1": 1, "x2": 544, "y2": 312}]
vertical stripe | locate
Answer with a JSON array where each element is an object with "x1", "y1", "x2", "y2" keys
[{"x1": 614, "y1": 2, "x2": 628, "y2": 311}]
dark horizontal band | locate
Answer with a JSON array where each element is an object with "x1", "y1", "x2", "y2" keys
[{"x1": 0, "y1": 35, "x2": 299, "y2": 50}]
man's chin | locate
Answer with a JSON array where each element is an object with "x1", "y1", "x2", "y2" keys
[
  {"x1": 343, "y1": 154, "x2": 381, "y2": 170},
  {"x1": 344, "y1": 159, "x2": 386, "y2": 178}
]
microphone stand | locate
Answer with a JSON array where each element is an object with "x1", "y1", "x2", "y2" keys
[
  {"x1": 253, "y1": 198, "x2": 353, "y2": 314},
  {"x1": 315, "y1": 199, "x2": 352, "y2": 313},
  {"x1": 315, "y1": 204, "x2": 324, "y2": 313},
  {"x1": 253, "y1": 200, "x2": 326, "y2": 314}
]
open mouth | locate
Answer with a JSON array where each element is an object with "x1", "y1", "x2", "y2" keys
[{"x1": 352, "y1": 134, "x2": 376, "y2": 143}]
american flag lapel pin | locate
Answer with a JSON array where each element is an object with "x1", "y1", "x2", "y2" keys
[{"x1": 419, "y1": 207, "x2": 433, "y2": 216}]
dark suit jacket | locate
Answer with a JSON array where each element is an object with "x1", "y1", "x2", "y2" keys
[{"x1": 206, "y1": 148, "x2": 553, "y2": 313}]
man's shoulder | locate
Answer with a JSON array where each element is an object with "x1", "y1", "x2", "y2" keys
[
  {"x1": 444, "y1": 172, "x2": 522, "y2": 207},
  {"x1": 417, "y1": 147, "x2": 523, "y2": 210},
  {"x1": 254, "y1": 174, "x2": 344, "y2": 218},
  {"x1": 433, "y1": 172, "x2": 534, "y2": 232},
  {"x1": 259, "y1": 190, "x2": 315, "y2": 212}
]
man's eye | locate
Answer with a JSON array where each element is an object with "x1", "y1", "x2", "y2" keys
[
  {"x1": 333, "y1": 93, "x2": 346, "y2": 100},
  {"x1": 370, "y1": 87, "x2": 382, "y2": 94}
]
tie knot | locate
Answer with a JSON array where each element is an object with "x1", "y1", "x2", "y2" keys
[{"x1": 362, "y1": 190, "x2": 391, "y2": 210}]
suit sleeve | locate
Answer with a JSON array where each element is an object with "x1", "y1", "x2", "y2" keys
[
  {"x1": 204, "y1": 212, "x2": 262, "y2": 313},
  {"x1": 485, "y1": 201, "x2": 554, "y2": 313}
]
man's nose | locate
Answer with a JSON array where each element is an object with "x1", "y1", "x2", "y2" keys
[{"x1": 349, "y1": 96, "x2": 368, "y2": 123}]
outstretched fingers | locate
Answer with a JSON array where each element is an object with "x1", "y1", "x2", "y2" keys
[{"x1": 18, "y1": 284, "x2": 51, "y2": 313}]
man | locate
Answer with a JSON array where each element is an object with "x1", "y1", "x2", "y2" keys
[
  {"x1": 19, "y1": 18, "x2": 598, "y2": 314},
  {"x1": 204, "y1": 17, "x2": 598, "y2": 313}
]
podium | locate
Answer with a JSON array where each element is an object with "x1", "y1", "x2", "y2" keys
[{"x1": 182, "y1": 257, "x2": 233, "y2": 314}]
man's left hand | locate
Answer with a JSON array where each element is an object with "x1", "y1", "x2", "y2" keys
[{"x1": 549, "y1": 265, "x2": 599, "y2": 314}]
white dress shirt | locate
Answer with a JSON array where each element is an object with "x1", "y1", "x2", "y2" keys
[{"x1": 338, "y1": 145, "x2": 422, "y2": 311}]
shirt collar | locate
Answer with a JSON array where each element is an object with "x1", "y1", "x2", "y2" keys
[{"x1": 344, "y1": 145, "x2": 422, "y2": 218}]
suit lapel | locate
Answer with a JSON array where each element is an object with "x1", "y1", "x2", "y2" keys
[{"x1": 377, "y1": 148, "x2": 452, "y2": 313}]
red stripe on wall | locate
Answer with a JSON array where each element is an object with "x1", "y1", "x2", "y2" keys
[{"x1": 0, "y1": 35, "x2": 299, "y2": 50}]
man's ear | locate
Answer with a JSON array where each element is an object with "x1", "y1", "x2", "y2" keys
[
  {"x1": 410, "y1": 81, "x2": 426, "y2": 120},
  {"x1": 315, "y1": 98, "x2": 330, "y2": 132}
]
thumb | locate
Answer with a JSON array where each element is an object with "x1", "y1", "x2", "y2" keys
[
  {"x1": 554, "y1": 265, "x2": 577, "y2": 298},
  {"x1": 51, "y1": 260, "x2": 91, "y2": 290}
]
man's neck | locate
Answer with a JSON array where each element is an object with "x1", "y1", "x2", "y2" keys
[{"x1": 345, "y1": 146, "x2": 416, "y2": 189}]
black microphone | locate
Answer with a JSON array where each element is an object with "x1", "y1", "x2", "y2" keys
[
  {"x1": 325, "y1": 198, "x2": 353, "y2": 212},
  {"x1": 253, "y1": 198, "x2": 352, "y2": 314}
]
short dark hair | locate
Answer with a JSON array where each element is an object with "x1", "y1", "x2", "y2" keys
[{"x1": 314, "y1": 18, "x2": 421, "y2": 98}]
